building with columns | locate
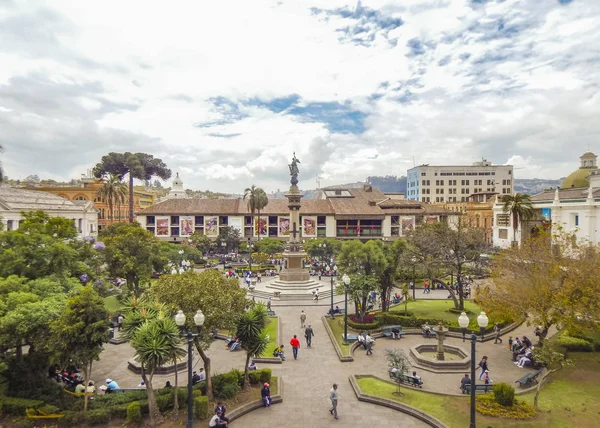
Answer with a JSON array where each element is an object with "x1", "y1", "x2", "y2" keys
[
  {"x1": 492, "y1": 152, "x2": 600, "y2": 248},
  {"x1": 137, "y1": 184, "x2": 458, "y2": 243}
]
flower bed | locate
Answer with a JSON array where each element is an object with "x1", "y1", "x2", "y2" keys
[{"x1": 476, "y1": 394, "x2": 537, "y2": 419}]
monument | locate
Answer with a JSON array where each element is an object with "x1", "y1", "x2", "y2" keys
[{"x1": 278, "y1": 153, "x2": 310, "y2": 282}]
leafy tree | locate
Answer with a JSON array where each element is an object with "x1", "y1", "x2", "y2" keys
[
  {"x1": 501, "y1": 193, "x2": 534, "y2": 245},
  {"x1": 253, "y1": 237, "x2": 285, "y2": 258},
  {"x1": 385, "y1": 348, "x2": 411, "y2": 394},
  {"x1": 101, "y1": 222, "x2": 159, "y2": 295},
  {"x1": 407, "y1": 221, "x2": 488, "y2": 310},
  {"x1": 216, "y1": 226, "x2": 241, "y2": 253},
  {"x1": 148, "y1": 270, "x2": 247, "y2": 400},
  {"x1": 97, "y1": 173, "x2": 128, "y2": 224},
  {"x1": 531, "y1": 345, "x2": 572, "y2": 409},
  {"x1": 190, "y1": 231, "x2": 213, "y2": 255},
  {"x1": 93, "y1": 152, "x2": 171, "y2": 223},
  {"x1": 243, "y1": 185, "x2": 268, "y2": 238},
  {"x1": 235, "y1": 304, "x2": 269, "y2": 388},
  {"x1": 48, "y1": 286, "x2": 109, "y2": 411},
  {"x1": 303, "y1": 238, "x2": 342, "y2": 261},
  {"x1": 479, "y1": 232, "x2": 600, "y2": 344}
]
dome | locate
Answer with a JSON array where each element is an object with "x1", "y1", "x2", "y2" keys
[{"x1": 561, "y1": 169, "x2": 591, "y2": 189}]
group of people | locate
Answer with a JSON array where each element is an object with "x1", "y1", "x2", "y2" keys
[
  {"x1": 225, "y1": 337, "x2": 241, "y2": 351},
  {"x1": 357, "y1": 332, "x2": 375, "y2": 355},
  {"x1": 508, "y1": 335, "x2": 536, "y2": 368}
]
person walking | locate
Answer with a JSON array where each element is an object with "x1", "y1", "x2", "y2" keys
[
  {"x1": 305, "y1": 325, "x2": 314, "y2": 347},
  {"x1": 314, "y1": 288, "x2": 319, "y2": 301},
  {"x1": 478, "y1": 356, "x2": 489, "y2": 380},
  {"x1": 300, "y1": 310, "x2": 307, "y2": 328},
  {"x1": 290, "y1": 335, "x2": 301, "y2": 360},
  {"x1": 493, "y1": 323, "x2": 503, "y2": 344},
  {"x1": 365, "y1": 333, "x2": 374, "y2": 356},
  {"x1": 329, "y1": 383, "x2": 339, "y2": 420}
]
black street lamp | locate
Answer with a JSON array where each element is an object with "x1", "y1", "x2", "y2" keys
[
  {"x1": 175, "y1": 309, "x2": 206, "y2": 428},
  {"x1": 457, "y1": 310, "x2": 489, "y2": 428},
  {"x1": 330, "y1": 275, "x2": 335, "y2": 319},
  {"x1": 341, "y1": 274, "x2": 351, "y2": 345}
]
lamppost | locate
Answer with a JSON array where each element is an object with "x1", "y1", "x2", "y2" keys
[
  {"x1": 175, "y1": 309, "x2": 206, "y2": 428},
  {"x1": 411, "y1": 257, "x2": 417, "y2": 301},
  {"x1": 457, "y1": 311, "x2": 489, "y2": 428},
  {"x1": 341, "y1": 274, "x2": 351, "y2": 345},
  {"x1": 248, "y1": 242, "x2": 253, "y2": 272},
  {"x1": 178, "y1": 249, "x2": 185, "y2": 274}
]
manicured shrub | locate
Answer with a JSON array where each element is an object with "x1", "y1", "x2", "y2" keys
[
  {"x1": 259, "y1": 368, "x2": 272, "y2": 384},
  {"x1": 126, "y1": 401, "x2": 142, "y2": 425},
  {"x1": 109, "y1": 403, "x2": 129, "y2": 419},
  {"x1": 493, "y1": 383, "x2": 515, "y2": 407},
  {"x1": 94, "y1": 389, "x2": 147, "y2": 405},
  {"x1": 0, "y1": 396, "x2": 44, "y2": 415},
  {"x1": 193, "y1": 380, "x2": 207, "y2": 395},
  {"x1": 58, "y1": 411, "x2": 80, "y2": 427},
  {"x1": 346, "y1": 319, "x2": 379, "y2": 331},
  {"x1": 193, "y1": 396, "x2": 209, "y2": 420},
  {"x1": 248, "y1": 371, "x2": 261, "y2": 385},
  {"x1": 218, "y1": 382, "x2": 240, "y2": 399},
  {"x1": 558, "y1": 335, "x2": 594, "y2": 352},
  {"x1": 156, "y1": 393, "x2": 173, "y2": 412},
  {"x1": 37, "y1": 404, "x2": 61, "y2": 415},
  {"x1": 84, "y1": 408, "x2": 111, "y2": 425},
  {"x1": 176, "y1": 387, "x2": 188, "y2": 406}
]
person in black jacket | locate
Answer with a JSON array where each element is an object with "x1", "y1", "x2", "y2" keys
[
  {"x1": 477, "y1": 356, "x2": 489, "y2": 380},
  {"x1": 214, "y1": 402, "x2": 230, "y2": 423},
  {"x1": 261, "y1": 383, "x2": 271, "y2": 407}
]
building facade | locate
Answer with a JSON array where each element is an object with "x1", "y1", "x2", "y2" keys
[
  {"x1": 442, "y1": 193, "x2": 496, "y2": 243},
  {"x1": 0, "y1": 187, "x2": 99, "y2": 238},
  {"x1": 29, "y1": 177, "x2": 158, "y2": 230},
  {"x1": 138, "y1": 185, "x2": 458, "y2": 242},
  {"x1": 492, "y1": 152, "x2": 600, "y2": 248},
  {"x1": 407, "y1": 160, "x2": 513, "y2": 203}
]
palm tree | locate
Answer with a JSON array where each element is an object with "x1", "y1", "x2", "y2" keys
[
  {"x1": 501, "y1": 193, "x2": 534, "y2": 245},
  {"x1": 244, "y1": 185, "x2": 269, "y2": 239},
  {"x1": 235, "y1": 304, "x2": 269, "y2": 388},
  {"x1": 97, "y1": 174, "x2": 127, "y2": 224}
]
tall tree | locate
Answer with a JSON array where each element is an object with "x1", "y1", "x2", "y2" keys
[
  {"x1": 479, "y1": 232, "x2": 600, "y2": 344},
  {"x1": 235, "y1": 304, "x2": 269, "y2": 388},
  {"x1": 101, "y1": 222, "x2": 160, "y2": 295},
  {"x1": 253, "y1": 237, "x2": 285, "y2": 258},
  {"x1": 531, "y1": 345, "x2": 572, "y2": 409},
  {"x1": 243, "y1": 185, "x2": 268, "y2": 239},
  {"x1": 501, "y1": 193, "x2": 534, "y2": 245},
  {"x1": 48, "y1": 286, "x2": 109, "y2": 411},
  {"x1": 148, "y1": 270, "x2": 247, "y2": 400},
  {"x1": 97, "y1": 173, "x2": 127, "y2": 224},
  {"x1": 217, "y1": 226, "x2": 241, "y2": 253},
  {"x1": 93, "y1": 152, "x2": 171, "y2": 223}
]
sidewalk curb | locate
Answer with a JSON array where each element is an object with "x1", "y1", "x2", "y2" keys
[{"x1": 321, "y1": 316, "x2": 353, "y2": 362}]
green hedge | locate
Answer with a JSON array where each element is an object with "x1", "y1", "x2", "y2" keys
[
  {"x1": 92, "y1": 389, "x2": 147, "y2": 406},
  {"x1": 347, "y1": 318, "x2": 379, "y2": 331},
  {"x1": 84, "y1": 408, "x2": 111, "y2": 425},
  {"x1": 156, "y1": 393, "x2": 173, "y2": 413},
  {"x1": 493, "y1": 383, "x2": 515, "y2": 407},
  {"x1": 248, "y1": 371, "x2": 261, "y2": 385},
  {"x1": 126, "y1": 401, "x2": 142, "y2": 425},
  {"x1": 194, "y1": 396, "x2": 209, "y2": 420},
  {"x1": 559, "y1": 335, "x2": 594, "y2": 352},
  {"x1": 259, "y1": 369, "x2": 272, "y2": 384},
  {"x1": 0, "y1": 396, "x2": 44, "y2": 415}
]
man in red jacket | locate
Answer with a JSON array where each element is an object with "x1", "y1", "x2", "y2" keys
[{"x1": 290, "y1": 335, "x2": 301, "y2": 360}]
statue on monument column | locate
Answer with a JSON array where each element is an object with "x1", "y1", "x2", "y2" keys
[{"x1": 288, "y1": 152, "x2": 301, "y2": 185}]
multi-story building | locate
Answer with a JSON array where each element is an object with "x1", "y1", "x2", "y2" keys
[
  {"x1": 137, "y1": 184, "x2": 458, "y2": 243},
  {"x1": 406, "y1": 160, "x2": 514, "y2": 203},
  {"x1": 29, "y1": 177, "x2": 158, "y2": 231},
  {"x1": 0, "y1": 187, "x2": 98, "y2": 238}
]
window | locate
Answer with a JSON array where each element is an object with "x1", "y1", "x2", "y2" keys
[
  {"x1": 421, "y1": 180, "x2": 430, "y2": 186},
  {"x1": 170, "y1": 216, "x2": 179, "y2": 225},
  {"x1": 502, "y1": 188, "x2": 510, "y2": 194},
  {"x1": 147, "y1": 216, "x2": 156, "y2": 225},
  {"x1": 575, "y1": 214, "x2": 579, "y2": 226},
  {"x1": 421, "y1": 172, "x2": 426, "y2": 176},
  {"x1": 74, "y1": 195, "x2": 87, "y2": 201},
  {"x1": 449, "y1": 180, "x2": 457, "y2": 185},
  {"x1": 498, "y1": 229, "x2": 508, "y2": 239},
  {"x1": 487, "y1": 179, "x2": 494, "y2": 185},
  {"x1": 436, "y1": 188, "x2": 444, "y2": 194},
  {"x1": 496, "y1": 214, "x2": 510, "y2": 227},
  {"x1": 461, "y1": 180, "x2": 470, "y2": 185},
  {"x1": 436, "y1": 180, "x2": 444, "y2": 186},
  {"x1": 195, "y1": 216, "x2": 204, "y2": 225},
  {"x1": 6, "y1": 220, "x2": 13, "y2": 230}
]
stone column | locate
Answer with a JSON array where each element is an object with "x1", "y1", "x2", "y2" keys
[{"x1": 435, "y1": 323, "x2": 448, "y2": 361}]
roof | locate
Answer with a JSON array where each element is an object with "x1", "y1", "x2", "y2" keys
[
  {"x1": 560, "y1": 168, "x2": 592, "y2": 189},
  {"x1": 0, "y1": 187, "x2": 91, "y2": 212},
  {"x1": 530, "y1": 187, "x2": 600, "y2": 202},
  {"x1": 139, "y1": 187, "x2": 453, "y2": 218}
]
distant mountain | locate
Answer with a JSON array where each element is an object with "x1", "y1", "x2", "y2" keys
[
  {"x1": 514, "y1": 178, "x2": 564, "y2": 195},
  {"x1": 367, "y1": 175, "x2": 407, "y2": 193}
]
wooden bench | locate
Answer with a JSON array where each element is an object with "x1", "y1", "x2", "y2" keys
[
  {"x1": 515, "y1": 369, "x2": 543, "y2": 387},
  {"x1": 461, "y1": 383, "x2": 493, "y2": 394},
  {"x1": 388, "y1": 371, "x2": 423, "y2": 388},
  {"x1": 381, "y1": 325, "x2": 406, "y2": 339},
  {"x1": 108, "y1": 388, "x2": 147, "y2": 394}
]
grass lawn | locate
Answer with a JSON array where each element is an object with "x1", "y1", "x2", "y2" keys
[
  {"x1": 357, "y1": 352, "x2": 600, "y2": 428},
  {"x1": 104, "y1": 295, "x2": 123, "y2": 315},
  {"x1": 388, "y1": 299, "x2": 506, "y2": 327},
  {"x1": 261, "y1": 317, "x2": 278, "y2": 357},
  {"x1": 325, "y1": 317, "x2": 352, "y2": 356}
]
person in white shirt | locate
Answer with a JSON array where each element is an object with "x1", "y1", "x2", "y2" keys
[
  {"x1": 209, "y1": 411, "x2": 227, "y2": 427},
  {"x1": 329, "y1": 383, "x2": 339, "y2": 420}
]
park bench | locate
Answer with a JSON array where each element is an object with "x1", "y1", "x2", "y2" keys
[
  {"x1": 342, "y1": 333, "x2": 359, "y2": 342},
  {"x1": 327, "y1": 308, "x2": 345, "y2": 316},
  {"x1": 515, "y1": 369, "x2": 543, "y2": 387},
  {"x1": 381, "y1": 325, "x2": 405, "y2": 339},
  {"x1": 388, "y1": 370, "x2": 423, "y2": 388},
  {"x1": 461, "y1": 383, "x2": 493, "y2": 394}
]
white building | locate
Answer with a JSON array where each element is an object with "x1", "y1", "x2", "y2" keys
[
  {"x1": 492, "y1": 152, "x2": 600, "y2": 248},
  {"x1": 407, "y1": 160, "x2": 514, "y2": 203},
  {"x1": 0, "y1": 187, "x2": 99, "y2": 238},
  {"x1": 165, "y1": 173, "x2": 188, "y2": 200}
]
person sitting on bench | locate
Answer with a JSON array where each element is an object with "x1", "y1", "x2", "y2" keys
[
  {"x1": 412, "y1": 371, "x2": 422, "y2": 384},
  {"x1": 515, "y1": 348, "x2": 533, "y2": 368},
  {"x1": 273, "y1": 345, "x2": 285, "y2": 361},
  {"x1": 333, "y1": 305, "x2": 341, "y2": 314},
  {"x1": 391, "y1": 327, "x2": 401, "y2": 339},
  {"x1": 422, "y1": 323, "x2": 432, "y2": 338},
  {"x1": 460, "y1": 373, "x2": 471, "y2": 391}
]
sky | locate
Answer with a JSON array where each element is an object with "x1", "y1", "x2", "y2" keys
[{"x1": 1, "y1": 0, "x2": 599, "y2": 193}]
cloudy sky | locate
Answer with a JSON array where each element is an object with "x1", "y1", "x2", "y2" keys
[{"x1": 1, "y1": 0, "x2": 599, "y2": 192}]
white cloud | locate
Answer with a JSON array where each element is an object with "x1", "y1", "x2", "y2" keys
[{"x1": 0, "y1": 0, "x2": 599, "y2": 192}]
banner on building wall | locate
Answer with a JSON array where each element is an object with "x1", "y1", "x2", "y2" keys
[
  {"x1": 156, "y1": 217, "x2": 170, "y2": 236},
  {"x1": 180, "y1": 217, "x2": 194, "y2": 236},
  {"x1": 205, "y1": 216, "x2": 218, "y2": 236},
  {"x1": 425, "y1": 216, "x2": 438, "y2": 224},
  {"x1": 303, "y1": 216, "x2": 317, "y2": 236},
  {"x1": 229, "y1": 217, "x2": 243, "y2": 233},
  {"x1": 401, "y1": 217, "x2": 414, "y2": 234},
  {"x1": 278, "y1": 217, "x2": 290, "y2": 236},
  {"x1": 541, "y1": 208, "x2": 551, "y2": 220},
  {"x1": 255, "y1": 216, "x2": 268, "y2": 236}
]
